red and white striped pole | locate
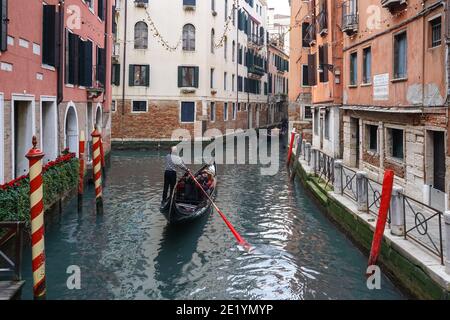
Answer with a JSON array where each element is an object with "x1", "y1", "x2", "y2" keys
[
  {"x1": 78, "y1": 131, "x2": 86, "y2": 211},
  {"x1": 92, "y1": 126, "x2": 103, "y2": 214},
  {"x1": 26, "y1": 136, "x2": 46, "y2": 300}
]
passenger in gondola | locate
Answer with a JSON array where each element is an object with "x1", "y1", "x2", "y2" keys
[{"x1": 162, "y1": 146, "x2": 188, "y2": 204}]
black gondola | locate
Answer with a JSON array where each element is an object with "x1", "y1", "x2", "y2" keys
[{"x1": 160, "y1": 163, "x2": 217, "y2": 224}]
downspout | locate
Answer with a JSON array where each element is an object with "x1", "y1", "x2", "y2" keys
[
  {"x1": 121, "y1": 0, "x2": 127, "y2": 117},
  {"x1": 57, "y1": 0, "x2": 65, "y2": 105}
]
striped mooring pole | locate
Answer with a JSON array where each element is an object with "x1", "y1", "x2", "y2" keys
[
  {"x1": 26, "y1": 136, "x2": 46, "y2": 299},
  {"x1": 78, "y1": 131, "x2": 86, "y2": 211},
  {"x1": 92, "y1": 126, "x2": 103, "y2": 214}
]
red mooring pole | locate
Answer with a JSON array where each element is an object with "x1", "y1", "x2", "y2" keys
[
  {"x1": 287, "y1": 128, "x2": 296, "y2": 165},
  {"x1": 78, "y1": 131, "x2": 85, "y2": 211},
  {"x1": 92, "y1": 127, "x2": 104, "y2": 214},
  {"x1": 368, "y1": 170, "x2": 395, "y2": 268},
  {"x1": 26, "y1": 136, "x2": 46, "y2": 299}
]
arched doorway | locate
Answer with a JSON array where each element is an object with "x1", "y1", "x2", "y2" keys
[{"x1": 64, "y1": 104, "x2": 79, "y2": 155}]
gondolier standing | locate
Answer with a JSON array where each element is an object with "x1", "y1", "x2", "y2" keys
[{"x1": 162, "y1": 146, "x2": 188, "y2": 204}]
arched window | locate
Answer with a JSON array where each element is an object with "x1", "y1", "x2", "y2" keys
[
  {"x1": 232, "y1": 40, "x2": 236, "y2": 62},
  {"x1": 182, "y1": 24, "x2": 195, "y2": 51},
  {"x1": 134, "y1": 22, "x2": 148, "y2": 49},
  {"x1": 211, "y1": 29, "x2": 215, "y2": 53}
]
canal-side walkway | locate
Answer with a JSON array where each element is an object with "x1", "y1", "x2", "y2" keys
[{"x1": 290, "y1": 140, "x2": 450, "y2": 299}]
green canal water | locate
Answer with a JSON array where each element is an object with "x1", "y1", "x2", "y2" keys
[{"x1": 21, "y1": 148, "x2": 405, "y2": 299}]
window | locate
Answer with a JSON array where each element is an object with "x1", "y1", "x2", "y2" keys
[
  {"x1": 387, "y1": 128, "x2": 404, "y2": 160},
  {"x1": 112, "y1": 64, "x2": 120, "y2": 86},
  {"x1": 224, "y1": 38, "x2": 228, "y2": 60},
  {"x1": 98, "y1": 0, "x2": 105, "y2": 20},
  {"x1": 0, "y1": 0, "x2": 8, "y2": 52},
  {"x1": 304, "y1": 106, "x2": 312, "y2": 119},
  {"x1": 210, "y1": 68, "x2": 215, "y2": 89},
  {"x1": 430, "y1": 17, "x2": 441, "y2": 48},
  {"x1": 182, "y1": 24, "x2": 195, "y2": 51},
  {"x1": 210, "y1": 102, "x2": 216, "y2": 122},
  {"x1": 211, "y1": 29, "x2": 215, "y2": 53},
  {"x1": 362, "y1": 47, "x2": 371, "y2": 84},
  {"x1": 132, "y1": 101, "x2": 147, "y2": 113},
  {"x1": 307, "y1": 53, "x2": 317, "y2": 86},
  {"x1": 112, "y1": 100, "x2": 117, "y2": 112},
  {"x1": 183, "y1": 0, "x2": 196, "y2": 5},
  {"x1": 42, "y1": 5, "x2": 57, "y2": 66},
  {"x1": 96, "y1": 47, "x2": 106, "y2": 85},
  {"x1": 314, "y1": 108, "x2": 319, "y2": 135},
  {"x1": 232, "y1": 74, "x2": 235, "y2": 91},
  {"x1": 224, "y1": 103, "x2": 228, "y2": 121},
  {"x1": 232, "y1": 41, "x2": 236, "y2": 62},
  {"x1": 349, "y1": 52, "x2": 357, "y2": 85},
  {"x1": 65, "y1": 32, "x2": 93, "y2": 87},
  {"x1": 181, "y1": 102, "x2": 195, "y2": 123},
  {"x1": 178, "y1": 66, "x2": 199, "y2": 88},
  {"x1": 129, "y1": 65, "x2": 150, "y2": 87},
  {"x1": 232, "y1": 103, "x2": 237, "y2": 120},
  {"x1": 318, "y1": 44, "x2": 328, "y2": 82},
  {"x1": 367, "y1": 125, "x2": 378, "y2": 152},
  {"x1": 393, "y1": 31, "x2": 407, "y2": 79},
  {"x1": 224, "y1": 72, "x2": 227, "y2": 91},
  {"x1": 302, "y1": 22, "x2": 310, "y2": 48},
  {"x1": 134, "y1": 22, "x2": 148, "y2": 49},
  {"x1": 302, "y1": 65, "x2": 309, "y2": 86},
  {"x1": 324, "y1": 110, "x2": 330, "y2": 140}
]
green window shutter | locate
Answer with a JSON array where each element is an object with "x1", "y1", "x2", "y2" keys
[
  {"x1": 129, "y1": 65, "x2": 135, "y2": 86},
  {"x1": 145, "y1": 65, "x2": 150, "y2": 87},
  {"x1": 178, "y1": 66, "x2": 183, "y2": 87},
  {"x1": 194, "y1": 67, "x2": 199, "y2": 88}
]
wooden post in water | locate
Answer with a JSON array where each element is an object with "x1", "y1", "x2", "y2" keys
[{"x1": 25, "y1": 136, "x2": 46, "y2": 300}]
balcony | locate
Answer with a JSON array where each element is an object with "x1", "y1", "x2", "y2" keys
[
  {"x1": 305, "y1": 24, "x2": 316, "y2": 46},
  {"x1": 381, "y1": 0, "x2": 407, "y2": 11},
  {"x1": 342, "y1": 1, "x2": 358, "y2": 35},
  {"x1": 318, "y1": 10, "x2": 328, "y2": 36},
  {"x1": 248, "y1": 64, "x2": 265, "y2": 77},
  {"x1": 248, "y1": 34, "x2": 265, "y2": 47},
  {"x1": 134, "y1": 0, "x2": 148, "y2": 8}
]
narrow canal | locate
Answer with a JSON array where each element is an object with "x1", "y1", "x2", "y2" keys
[{"x1": 21, "y1": 146, "x2": 405, "y2": 299}]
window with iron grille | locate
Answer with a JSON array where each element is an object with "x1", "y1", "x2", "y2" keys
[
  {"x1": 367, "y1": 124, "x2": 378, "y2": 152},
  {"x1": 134, "y1": 22, "x2": 148, "y2": 49},
  {"x1": 304, "y1": 106, "x2": 312, "y2": 119},
  {"x1": 182, "y1": 24, "x2": 195, "y2": 51},
  {"x1": 430, "y1": 17, "x2": 441, "y2": 48}
]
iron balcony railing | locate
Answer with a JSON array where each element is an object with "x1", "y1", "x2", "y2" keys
[
  {"x1": 248, "y1": 34, "x2": 265, "y2": 46},
  {"x1": 342, "y1": 0, "x2": 358, "y2": 35},
  {"x1": 305, "y1": 24, "x2": 316, "y2": 46},
  {"x1": 318, "y1": 10, "x2": 328, "y2": 35}
]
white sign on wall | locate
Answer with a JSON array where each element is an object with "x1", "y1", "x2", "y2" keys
[{"x1": 373, "y1": 73, "x2": 389, "y2": 101}]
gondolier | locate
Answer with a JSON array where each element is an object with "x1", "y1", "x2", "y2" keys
[{"x1": 162, "y1": 146, "x2": 188, "y2": 204}]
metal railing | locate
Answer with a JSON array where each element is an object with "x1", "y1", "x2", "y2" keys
[
  {"x1": 305, "y1": 24, "x2": 316, "y2": 45},
  {"x1": 341, "y1": 166, "x2": 358, "y2": 201},
  {"x1": 367, "y1": 177, "x2": 391, "y2": 224},
  {"x1": 318, "y1": 10, "x2": 328, "y2": 34},
  {"x1": 0, "y1": 222, "x2": 25, "y2": 281},
  {"x1": 315, "y1": 150, "x2": 334, "y2": 186},
  {"x1": 403, "y1": 195, "x2": 444, "y2": 264},
  {"x1": 342, "y1": 0, "x2": 358, "y2": 34}
]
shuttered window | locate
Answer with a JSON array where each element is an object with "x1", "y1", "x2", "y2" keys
[
  {"x1": 65, "y1": 31, "x2": 79, "y2": 85},
  {"x1": 111, "y1": 64, "x2": 120, "y2": 86},
  {"x1": 0, "y1": 0, "x2": 7, "y2": 52},
  {"x1": 178, "y1": 66, "x2": 199, "y2": 88},
  {"x1": 78, "y1": 39, "x2": 93, "y2": 87},
  {"x1": 307, "y1": 53, "x2": 317, "y2": 86},
  {"x1": 42, "y1": 5, "x2": 56, "y2": 66},
  {"x1": 129, "y1": 65, "x2": 150, "y2": 87},
  {"x1": 96, "y1": 47, "x2": 106, "y2": 85},
  {"x1": 98, "y1": 0, "x2": 105, "y2": 21},
  {"x1": 319, "y1": 44, "x2": 328, "y2": 82}
]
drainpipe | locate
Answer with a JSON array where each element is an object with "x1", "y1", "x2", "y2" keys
[
  {"x1": 121, "y1": 0, "x2": 128, "y2": 117},
  {"x1": 57, "y1": 0, "x2": 65, "y2": 105}
]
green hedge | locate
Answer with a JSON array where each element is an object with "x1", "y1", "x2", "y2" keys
[{"x1": 0, "y1": 158, "x2": 79, "y2": 224}]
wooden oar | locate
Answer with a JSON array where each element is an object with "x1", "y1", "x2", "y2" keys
[{"x1": 187, "y1": 170, "x2": 251, "y2": 250}]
